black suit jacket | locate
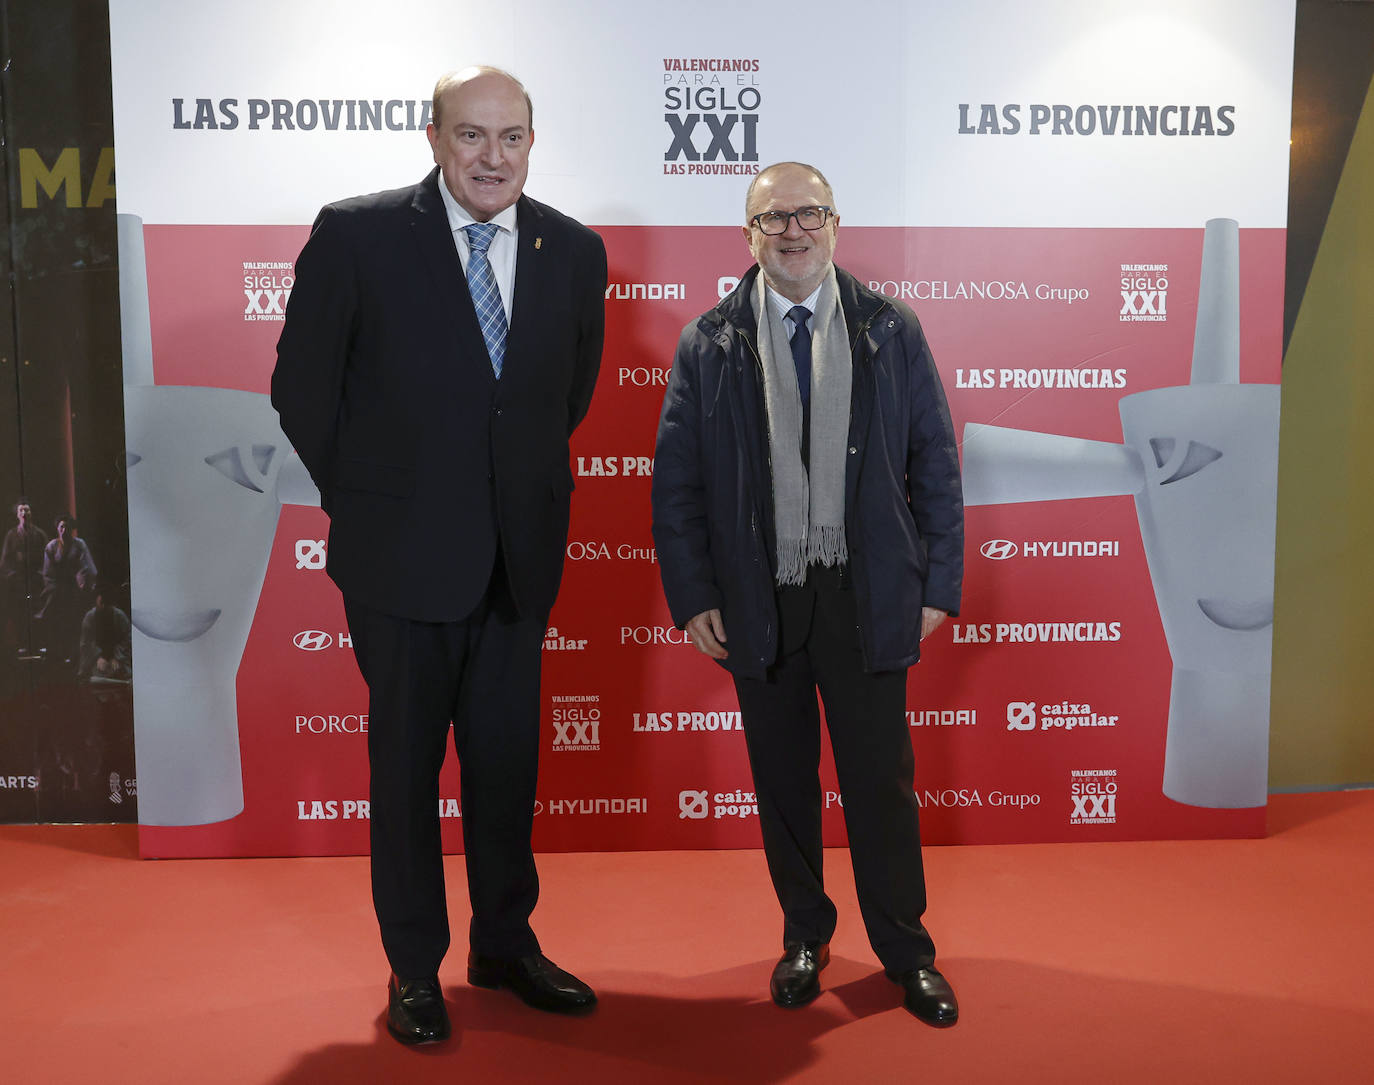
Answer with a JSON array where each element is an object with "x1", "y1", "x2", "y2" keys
[{"x1": 272, "y1": 168, "x2": 606, "y2": 622}]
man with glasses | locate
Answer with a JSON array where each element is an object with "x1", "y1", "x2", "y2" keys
[{"x1": 652, "y1": 161, "x2": 964, "y2": 1026}]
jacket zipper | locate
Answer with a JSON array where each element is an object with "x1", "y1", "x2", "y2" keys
[
  {"x1": 843, "y1": 302, "x2": 890, "y2": 669},
  {"x1": 739, "y1": 329, "x2": 777, "y2": 662}
]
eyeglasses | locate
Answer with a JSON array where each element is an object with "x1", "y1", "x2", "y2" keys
[{"x1": 749, "y1": 206, "x2": 833, "y2": 235}]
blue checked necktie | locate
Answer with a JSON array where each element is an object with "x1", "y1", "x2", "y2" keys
[{"x1": 463, "y1": 222, "x2": 508, "y2": 377}]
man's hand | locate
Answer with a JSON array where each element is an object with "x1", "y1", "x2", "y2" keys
[
  {"x1": 686, "y1": 609, "x2": 728, "y2": 659},
  {"x1": 920, "y1": 607, "x2": 947, "y2": 641}
]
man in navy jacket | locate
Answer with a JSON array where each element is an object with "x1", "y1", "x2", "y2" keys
[{"x1": 652, "y1": 162, "x2": 964, "y2": 1026}]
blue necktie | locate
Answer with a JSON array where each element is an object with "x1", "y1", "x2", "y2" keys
[
  {"x1": 788, "y1": 305, "x2": 812, "y2": 409},
  {"x1": 464, "y1": 222, "x2": 508, "y2": 377}
]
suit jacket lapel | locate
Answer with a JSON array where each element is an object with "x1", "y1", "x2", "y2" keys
[
  {"x1": 409, "y1": 168, "x2": 491, "y2": 373},
  {"x1": 506, "y1": 195, "x2": 547, "y2": 377}
]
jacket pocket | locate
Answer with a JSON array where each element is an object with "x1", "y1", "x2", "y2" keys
[{"x1": 334, "y1": 458, "x2": 416, "y2": 498}]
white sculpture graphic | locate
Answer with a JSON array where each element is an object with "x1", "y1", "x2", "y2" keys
[
  {"x1": 962, "y1": 218, "x2": 1279, "y2": 809},
  {"x1": 119, "y1": 214, "x2": 320, "y2": 825}
]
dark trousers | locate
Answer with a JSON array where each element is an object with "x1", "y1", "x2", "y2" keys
[
  {"x1": 732, "y1": 564, "x2": 936, "y2": 974},
  {"x1": 344, "y1": 555, "x2": 545, "y2": 979}
]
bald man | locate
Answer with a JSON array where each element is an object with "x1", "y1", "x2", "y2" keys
[{"x1": 273, "y1": 66, "x2": 607, "y2": 1044}]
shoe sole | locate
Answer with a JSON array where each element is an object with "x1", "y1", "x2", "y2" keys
[
  {"x1": 771, "y1": 987, "x2": 822, "y2": 1008},
  {"x1": 466, "y1": 966, "x2": 503, "y2": 990},
  {"x1": 467, "y1": 968, "x2": 597, "y2": 1014},
  {"x1": 385, "y1": 1020, "x2": 450, "y2": 1045}
]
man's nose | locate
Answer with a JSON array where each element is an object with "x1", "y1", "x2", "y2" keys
[
  {"x1": 480, "y1": 138, "x2": 503, "y2": 166},
  {"x1": 781, "y1": 213, "x2": 806, "y2": 238}
]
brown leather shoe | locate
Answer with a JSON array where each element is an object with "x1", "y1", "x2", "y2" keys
[
  {"x1": 467, "y1": 952, "x2": 597, "y2": 1014},
  {"x1": 770, "y1": 942, "x2": 830, "y2": 1008},
  {"x1": 385, "y1": 974, "x2": 451, "y2": 1045},
  {"x1": 890, "y1": 966, "x2": 958, "y2": 1027}
]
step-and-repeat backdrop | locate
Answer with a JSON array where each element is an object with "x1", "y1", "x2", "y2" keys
[{"x1": 109, "y1": 0, "x2": 1294, "y2": 856}]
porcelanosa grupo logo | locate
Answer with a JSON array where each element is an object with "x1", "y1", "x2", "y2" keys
[
  {"x1": 565, "y1": 539, "x2": 657, "y2": 563},
  {"x1": 661, "y1": 56, "x2": 762, "y2": 177},
  {"x1": 242, "y1": 260, "x2": 294, "y2": 322}
]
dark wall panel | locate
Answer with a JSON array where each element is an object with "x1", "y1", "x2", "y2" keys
[{"x1": 0, "y1": 0, "x2": 135, "y2": 823}]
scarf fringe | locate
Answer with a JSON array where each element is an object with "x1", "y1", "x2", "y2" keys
[{"x1": 775, "y1": 524, "x2": 849, "y2": 586}]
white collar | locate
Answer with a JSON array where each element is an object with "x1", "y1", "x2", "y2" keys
[
  {"x1": 436, "y1": 173, "x2": 519, "y2": 237},
  {"x1": 764, "y1": 279, "x2": 824, "y2": 324}
]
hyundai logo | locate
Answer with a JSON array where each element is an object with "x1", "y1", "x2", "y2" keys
[
  {"x1": 293, "y1": 630, "x2": 333, "y2": 651},
  {"x1": 980, "y1": 539, "x2": 1018, "y2": 560}
]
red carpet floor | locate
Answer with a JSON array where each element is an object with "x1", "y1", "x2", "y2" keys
[{"x1": 4, "y1": 790, "x2": 1372, "y2": 1083}]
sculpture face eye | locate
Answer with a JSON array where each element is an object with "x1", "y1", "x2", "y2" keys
[
  {"x1": 1148, "y1": 437, "x2": 1222, "y2": 485},
  {"x1": 204, "y1": 444, "x2": 277, "y2": 492}
]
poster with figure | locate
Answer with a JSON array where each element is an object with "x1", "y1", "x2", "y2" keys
[{"x1": 108, "y1": 0, "x2": 1294, "y2": 855}]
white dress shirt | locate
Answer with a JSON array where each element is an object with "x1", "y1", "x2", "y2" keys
[
  {"x1": 436, "y1": 174, "x2": 518, "y2": 322},
  {"x1": 765, "y1": 280, "x2": 823, "y2": 339}
]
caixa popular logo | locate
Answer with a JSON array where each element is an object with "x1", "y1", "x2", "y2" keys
[
  {"x1": 292, "y1": 629, "x2": 350, "y2": 651},
  {"x1": 1007, "y1": 701, "x2": 1119, "y2": 732},
  {"x1": 676, "y1": 787, "x2": 757, "y2": 819},
  {"x1": 678, "y1": 789, "x2": 709, "y2": 819},
  {"x1": 295, "y1": 538, "x2": 326, "y2": 569},
  {"x1": 544, "y1": 627, "x2": 588, "y2": 651}
]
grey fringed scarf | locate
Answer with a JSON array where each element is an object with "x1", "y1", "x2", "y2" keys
[{"x1": 753, "y1": 268, "x2": 851, "y2": 586}]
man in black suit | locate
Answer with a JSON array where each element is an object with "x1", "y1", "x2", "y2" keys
[{"x1": 272, "y1": 66, "x2": 606, "y2": 1045}]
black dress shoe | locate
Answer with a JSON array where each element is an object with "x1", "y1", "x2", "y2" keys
[
  {"x1": 770, "y1": 942, "x2": 830, "y2": 1008},
  {"x1": 889, "y1": 966, "x2": 958, "y2": 1027},
  {"x1": 467, "y1": 952, "x2": 597, "y2": 1014},
  {"x1": 386, "y1": 974, "x2": 451, "y2": 1045}
]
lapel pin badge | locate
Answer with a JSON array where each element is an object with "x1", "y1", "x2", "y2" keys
[{"x1": 535, "y1": 237, "x2": 543, "y2": 250}]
